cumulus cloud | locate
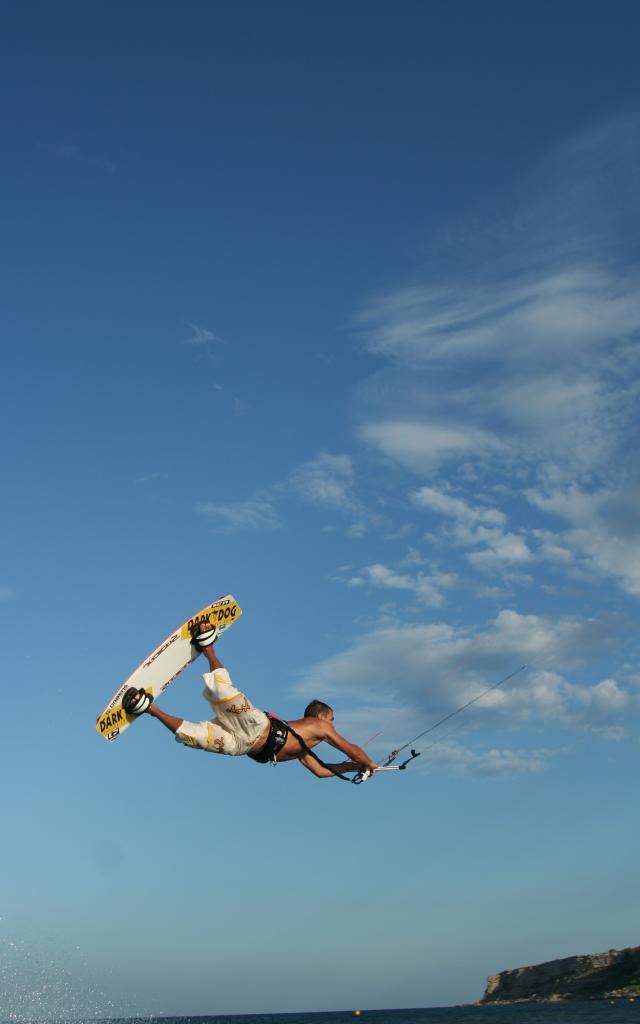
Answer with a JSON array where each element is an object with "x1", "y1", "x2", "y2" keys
[
  {"x1": 467, "y1": 533, "x2": 533, "y2": 571},
  {"x1": 411, "y1": 486, "x2": 506, "y2": 528},
  {"x1": 347, "y1": 562, "x2": 457, "y2": 607},
  {"x1": 325, "y1": 702, "x2": 557, "y2": 778},
  {"x1": 365, "y1": 700, "x2": 558, "y2": 773},
  {"x1": 291, "y1": 610, "x2": 631, "y2": 768},
  {"x1": 410, "y1": 485, "x2": 534, "y2": 576},
  {"x1": 360, "y1": 420, "x2": 506, "y2": 475},
  {"x1": 527, "y1": 482, "x2": 640, "y2": 595},
  {"x1": 422, "y1": 739, "x2": 556, "y2": 777}
]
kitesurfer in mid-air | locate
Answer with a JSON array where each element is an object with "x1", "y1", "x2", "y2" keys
[{"x1": 122, "y1": 622, "x2": 379, "y2": 779}]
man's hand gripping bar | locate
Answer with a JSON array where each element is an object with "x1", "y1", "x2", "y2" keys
[{"x1": 352, "y1": 749, "x2": 421, "y2": 784}]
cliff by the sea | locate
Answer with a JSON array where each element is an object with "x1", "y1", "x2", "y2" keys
[{"x1": 478, "y1": 945, "x2": 640, "y2": 1004}]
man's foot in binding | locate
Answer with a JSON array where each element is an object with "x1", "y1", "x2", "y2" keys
[
  {"x1": 191, "y1": 620, "x2": 218, "y2": 648},
  {"x1": 122, "y1": 686, "x2": 154, "y2": 715}
]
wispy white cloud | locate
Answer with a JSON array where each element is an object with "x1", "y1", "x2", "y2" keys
[
  {"x1": 197, "y1": 493, "x2": 280, "y2": 531},
  {"x1": 286, "y1": 453, "x2": 355, "y2": 510},
  {"x1": 197, "y1": 452, "x2": 369, "y2": 533},
  {"x1": 356, "y1": 264, "x2": 640, "y2": 484},
  {"x1": 182, "y1": 323, "x2": 226, "y2": 345},
  {"x1": 355, "y1": 265, "x2": 640, "y2": 368},
  {"x1": 349, "y1": 110, "x2": 640, "y2": 608},
  {"x1": 134, "y1": 471, "x2": 168, "y2": 485}
]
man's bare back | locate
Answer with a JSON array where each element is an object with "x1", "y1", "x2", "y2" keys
[{"x1": 260, "y1": 710, "x2": 377, "y2": 777}]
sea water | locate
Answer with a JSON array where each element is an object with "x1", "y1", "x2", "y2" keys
[
  {"x1": 5, "y1": 1005, "x2": 637, "y2": 1024},
  {"x1": 147, "y1": 1006, "x2": 639, "y2": 1024}
]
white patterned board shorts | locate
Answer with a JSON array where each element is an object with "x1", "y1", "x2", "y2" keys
[{"x1": 175, "y1": 667, "x2": 268, "y2": 756}]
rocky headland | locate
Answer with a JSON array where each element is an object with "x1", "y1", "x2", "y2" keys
[{"x1": 478, "y1": 945, "x2": 640, "y2": 1004}]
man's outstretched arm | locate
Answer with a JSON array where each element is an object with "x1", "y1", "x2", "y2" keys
[
  {"x1": 300, "y1": 722, "x2": 378, "y2": 778},
  {"x1": 298, "y1": 752, "x2": 361, "y2": 778},
  {"x1": 322, "y1": 724, "x2": 378, "y2": 773}
]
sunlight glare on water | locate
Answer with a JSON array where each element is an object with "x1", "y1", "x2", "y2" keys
[{"x1": 0, "y1": 936, "x2": 119, "y2": 1023}]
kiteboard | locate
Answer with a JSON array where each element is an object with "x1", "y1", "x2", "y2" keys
[{"x1": 95, "y1": 594, "x2": 242, "y2": 742}]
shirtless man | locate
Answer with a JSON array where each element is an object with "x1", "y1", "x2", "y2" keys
[{"x1": 123, "y1": 622, "x2": 378, "y2": 780}]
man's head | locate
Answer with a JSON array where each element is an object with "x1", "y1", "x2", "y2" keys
[{"x1": 304, "y1": 699, "x2": 334, "y2": 722}]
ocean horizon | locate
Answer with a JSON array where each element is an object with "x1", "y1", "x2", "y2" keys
[{"x1": 8, "y1": 1001, "x2": 639, "y2": 1024}]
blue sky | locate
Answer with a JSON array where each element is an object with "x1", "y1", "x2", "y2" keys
[{"x1": 2, "y1": 0, "x2": 640, "y2": 1017}]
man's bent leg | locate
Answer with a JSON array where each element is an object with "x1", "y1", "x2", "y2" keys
[
  {"x1": 179, "y1": 628, "x2": 268, "y2": 756},
  {"x1": 175, "y1": 672, "x2": 267, "y2": 755},
  {"x1": 201, "y1": 666, "x2": 242, "y2": 708},
  {"x1": 175, "y1": 716, "x2": 241, "y2": 755}
]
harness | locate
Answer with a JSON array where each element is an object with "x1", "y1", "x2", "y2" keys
[{"x1": 248, "y1": 713, "x2": 289, "y2": 765}]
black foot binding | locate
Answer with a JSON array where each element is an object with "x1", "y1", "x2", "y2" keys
[
  {"x1": 122, "y1": 686, "x2": 154, "y2": 715},
  {"x1": 191, "y1": 622, "x2": 219, "y2": 648}
]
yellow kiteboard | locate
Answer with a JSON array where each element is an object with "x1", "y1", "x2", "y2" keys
[{"x1": 96, "y1": 594, "x2": 242, "y2": 742}]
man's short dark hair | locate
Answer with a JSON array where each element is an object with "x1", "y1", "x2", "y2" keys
[{"x1": 304, "y1": 699, "x2": 333, "y2": 718}]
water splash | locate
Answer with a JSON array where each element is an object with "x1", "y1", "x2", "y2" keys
[{"x1": 0, "y1": 934, "x2": 122, "y2": 1022}]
